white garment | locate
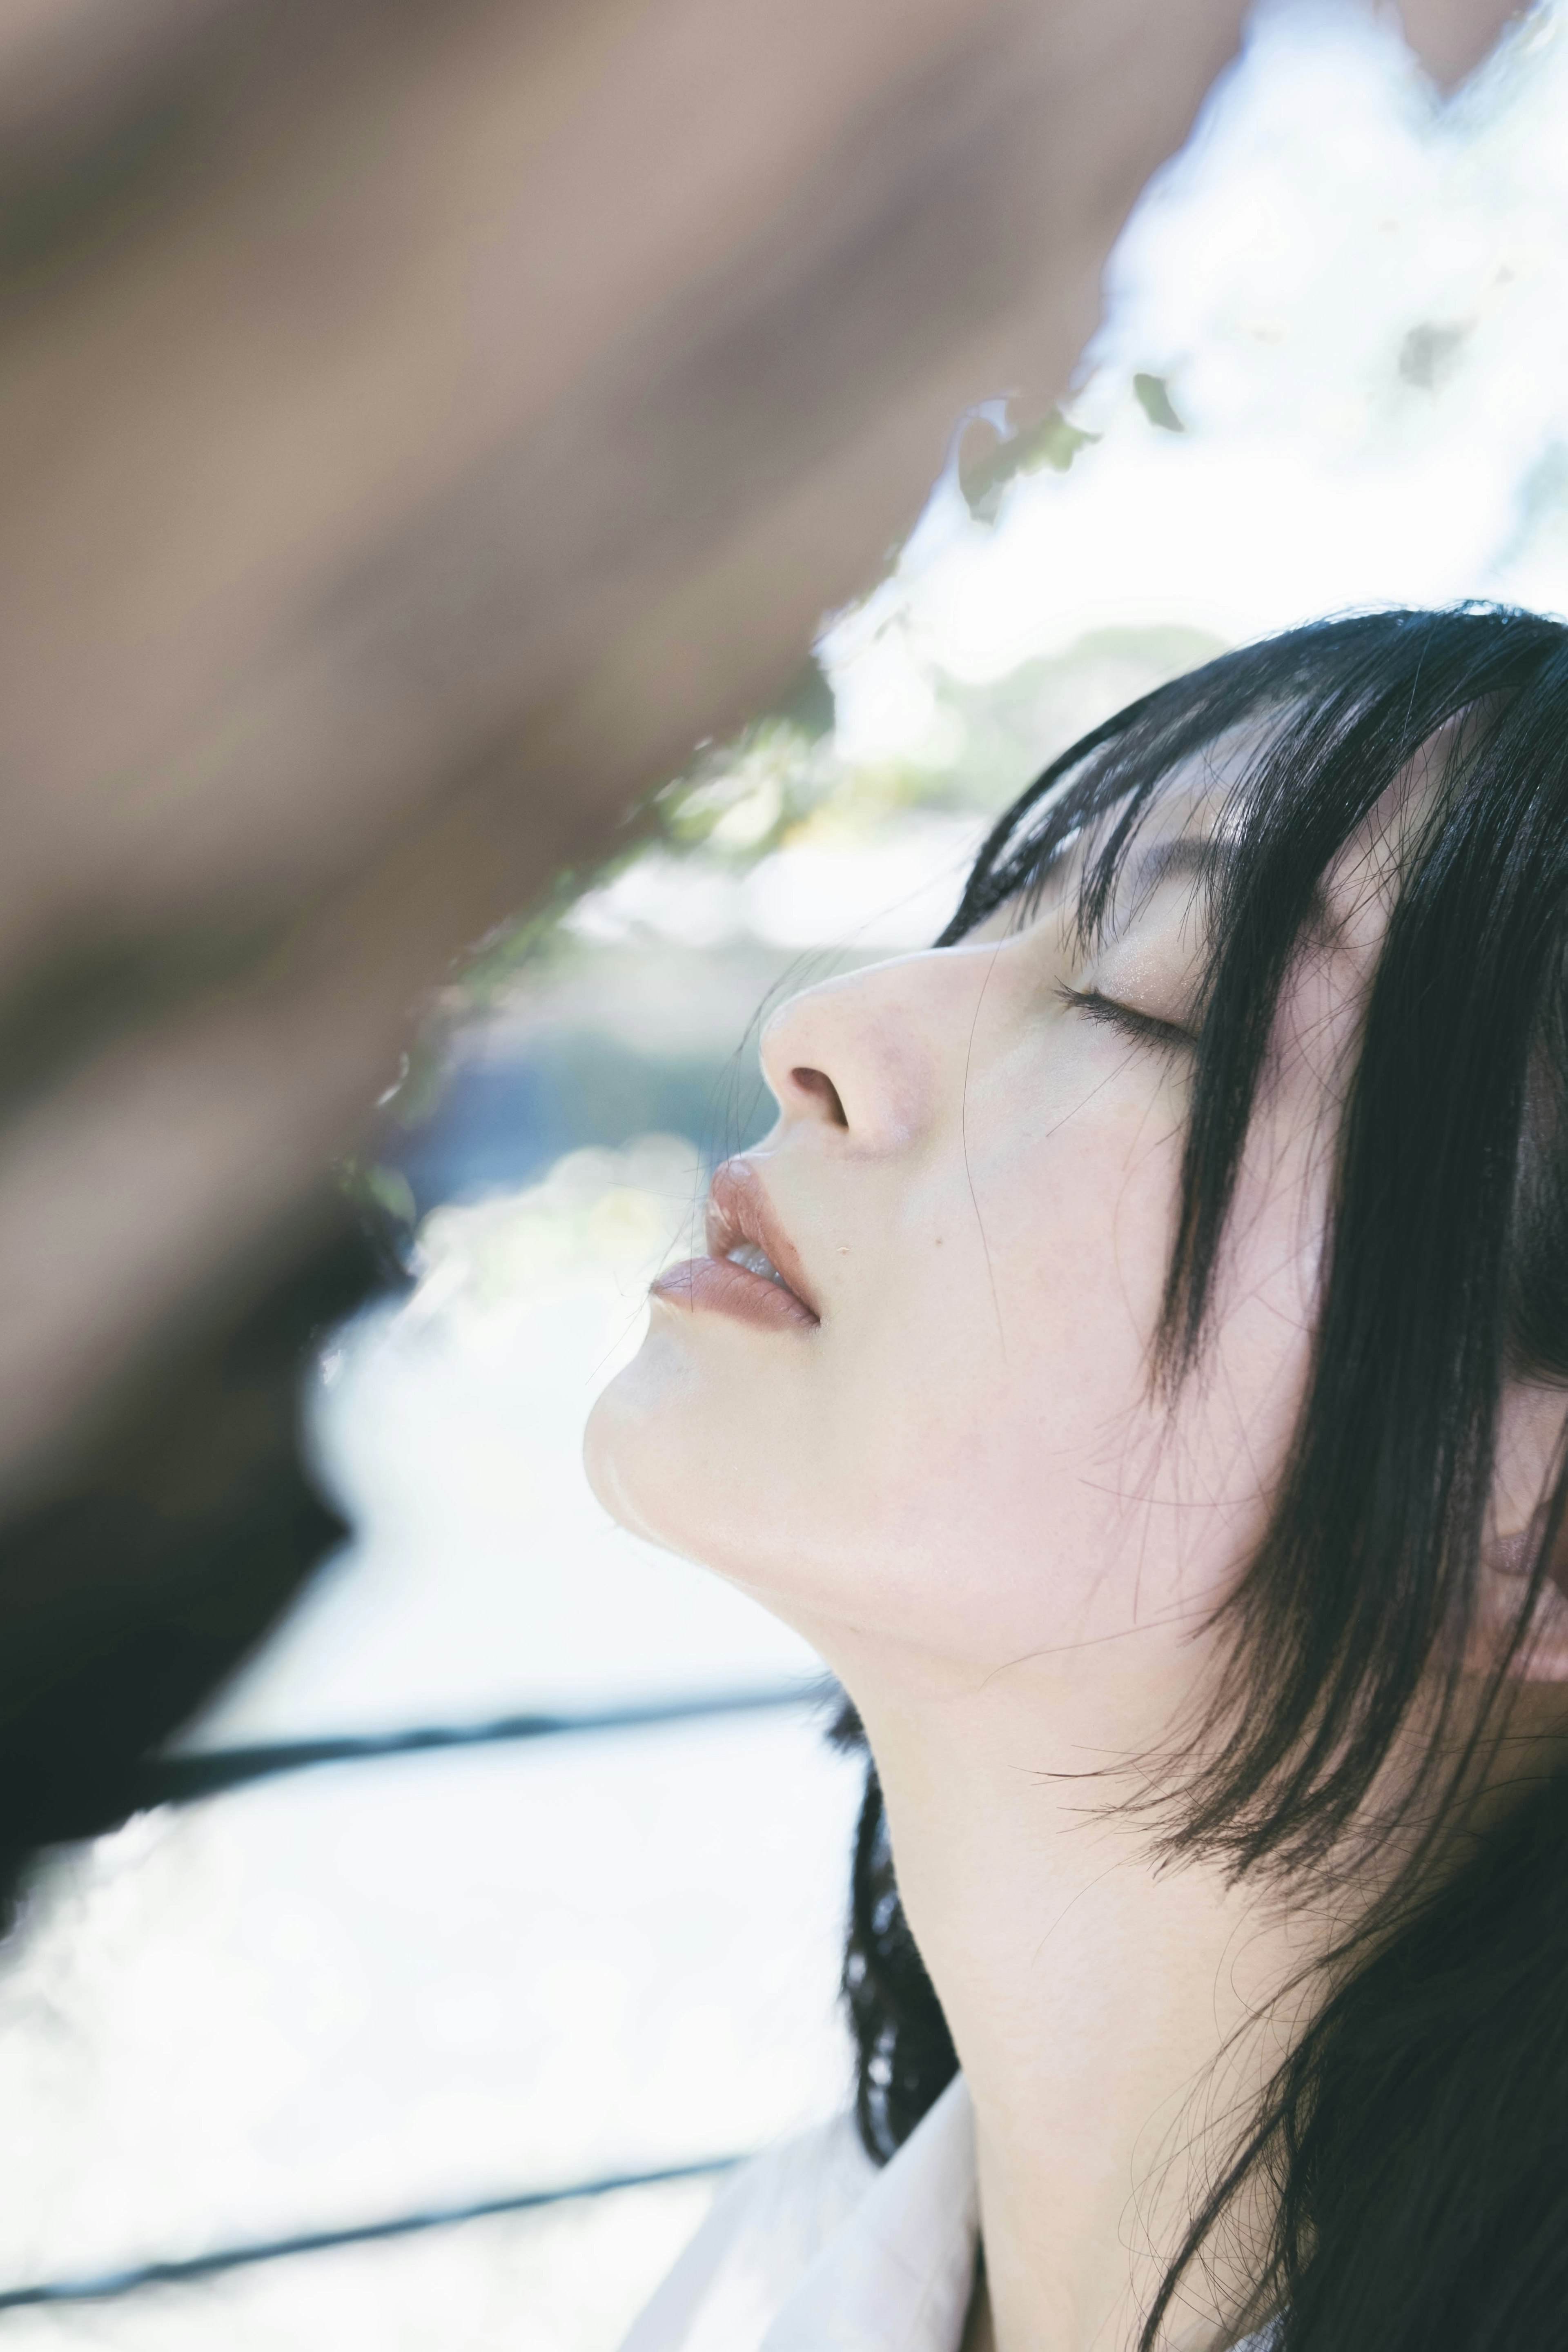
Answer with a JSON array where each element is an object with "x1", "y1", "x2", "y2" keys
[{"x1": 619, "y1": 2075, "x2": 1283, "y2": 2352}]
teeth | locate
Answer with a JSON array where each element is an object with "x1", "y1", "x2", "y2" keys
[{"x1": 728, "y1": 1241, "x2": 785, "y2": 1285}]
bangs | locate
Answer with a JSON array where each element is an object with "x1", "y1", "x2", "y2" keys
[{"x1": 943, "y1": 609, "x2": 1568, "y2": 1396}]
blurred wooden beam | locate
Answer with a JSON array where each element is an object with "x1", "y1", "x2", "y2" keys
[
  {"x1": 1399, "y1": 0, "x2": 1523, "y2": 85},
  {"x1": 0, "y1": 0, "x2": 1242, "y2": 1504}
]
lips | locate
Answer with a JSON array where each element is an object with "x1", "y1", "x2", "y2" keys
[{"x1": 648, "y1": 1158, "x2": 819, "y2": 1333}]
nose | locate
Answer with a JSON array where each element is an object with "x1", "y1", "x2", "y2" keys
[{"x1": 756, "y1": 947, "x2": 992, "y2": 1147}]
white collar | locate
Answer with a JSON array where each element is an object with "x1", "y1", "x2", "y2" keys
[
  {"x1": 755, "y1": 2071, "x2": 1284, "y2": 2352},
  {"x1": 760, "y1": 2075, "x2": 978, "y2": 2352},
  {"x1": 621, "y1": 2071, "x2": 1284, "y2": 2352}
]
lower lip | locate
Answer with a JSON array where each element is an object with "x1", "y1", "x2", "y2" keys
[{"x1": 649, "y1": 1256, "x2": 817, "y2": 1334}]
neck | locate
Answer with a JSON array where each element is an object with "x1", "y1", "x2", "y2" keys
[{"x1": 846, "y1": 1664, "x2": 1337, "y2": 2352}]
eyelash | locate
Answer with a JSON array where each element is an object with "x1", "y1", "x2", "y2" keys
[{"x1": 1056, "y1": 984, "x2": 1195, "y2": 1055}]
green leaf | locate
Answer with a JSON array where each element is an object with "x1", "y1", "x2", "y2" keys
[{"x1": 1133, "y1": 372, "x2": 1186, "y2": 433}]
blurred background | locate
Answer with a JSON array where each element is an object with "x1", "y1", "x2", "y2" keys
[{"x1": 2, "y1": 0, "x2": 1568, "y2": 2344}]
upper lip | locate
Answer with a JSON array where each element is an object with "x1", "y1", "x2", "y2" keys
[{"x1": 704, "y1": 1159, "x2": 820, "y2": 1321}]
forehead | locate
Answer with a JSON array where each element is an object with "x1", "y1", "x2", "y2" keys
[
  {"x1": 983, "y1": 720, "x2": 1432, "y2": 974},
  {"x1": 989, "y1": 753, "x2": 1245, "y2": 938}
]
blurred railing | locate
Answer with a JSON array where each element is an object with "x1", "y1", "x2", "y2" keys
[
  {"x1": 140, "y1": 1684, "x2": 824, "y2": 1806},
  {"x1": 0, "y1": 2157, "x2": 744, "y2": 2312},
  {"x1": 1, "y1": 1682, "x2": 833, "y2": 2312}
]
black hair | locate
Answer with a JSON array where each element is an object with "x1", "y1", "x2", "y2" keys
[{"x1": 834, "y1": 604, "x2": 1568, "y2": 2352}]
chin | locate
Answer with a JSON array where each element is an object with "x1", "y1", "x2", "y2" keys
[
  {"x1": 584, "y1": 1362, "x2": 678, "y2": 1551},
  {"x1": 583, "y1": 1324, "x2": 822, "y2": 1607},
  {"x1": 582, "y1": 1322, "x2": 733, "y2": 1564}
]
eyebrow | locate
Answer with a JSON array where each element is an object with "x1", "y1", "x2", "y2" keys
[
  {"x1": 1116, "y1": 832, "x2": 1339, "y2": 949},
  {"x1": 1126, "y1": 835, "x2": 1234, "y2": 898},
  {"x1": 1094, "y1": 833, "x2": 1234, "y2": 942}
]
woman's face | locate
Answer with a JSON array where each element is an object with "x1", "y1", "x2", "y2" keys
[{"x1": 586, "y1": 784, "x2": 1359, "y2": 1725}]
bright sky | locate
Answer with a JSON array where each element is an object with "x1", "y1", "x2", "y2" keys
[{"x1": 826, "y1": 0, "x2": 1568, "y2": 757}]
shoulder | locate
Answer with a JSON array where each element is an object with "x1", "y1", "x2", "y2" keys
[{"x1": 619, "y1": 2112, "x2": 878, "y2": 2352}]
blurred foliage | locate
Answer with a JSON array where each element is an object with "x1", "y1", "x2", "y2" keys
[
  {"x1": 935, "y1": 624, "x2": 1224, "y2": 798},
  {"x1": 1397, "y1": 320, "x2": 1474, "y2": 390},
  {"x1": 1133, "y1": 372, "x2": 1186, "y2": 432},
  {"x1": 655, "y1": 621, "x2": 1226, "y2": 861},
  {"x1": 958, "y1": 405, "x2": 1102, "y2": 521},
  {"x1": 657, "y1": 717, "x2": 838, "y2": 862}
]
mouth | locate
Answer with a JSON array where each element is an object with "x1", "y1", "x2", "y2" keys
[{"x1": 648, "y1": 1158, "x2": 819, "y2": 1334}]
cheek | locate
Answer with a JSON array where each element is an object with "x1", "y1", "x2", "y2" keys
[
  {"x1": 586, "y1": 1083, "x2": 1321, "y2": 1679},
  {"x1": 817, "y1": 1111, "x2": 1316, "y2": 1666},
  {"x1": 820, "y1": 1097, "x2": 1185, "y2": 1653},
  {"x1": 600, "y1": 1096, "x2": 1172, "y2": 1659}
]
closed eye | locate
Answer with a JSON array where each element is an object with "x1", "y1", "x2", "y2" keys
[{"x1": 1056, "y1": 983, "x2": 1196, "y2": 1055}]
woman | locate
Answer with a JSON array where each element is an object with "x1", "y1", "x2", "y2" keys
[{"x1": 588, "y1": 605, "x2": 1568, "y2": 2352}]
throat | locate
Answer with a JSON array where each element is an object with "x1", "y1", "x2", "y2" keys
[{"x1": 850, "y1": 1675, "x2": 1326, "y2": 2352}]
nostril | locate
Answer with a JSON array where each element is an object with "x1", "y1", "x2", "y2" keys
[{"x1": 792, "y1": 1066, "x2": 848, "y2": 1127}]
